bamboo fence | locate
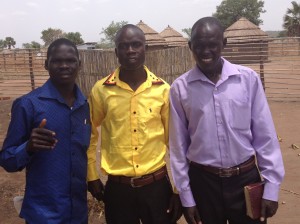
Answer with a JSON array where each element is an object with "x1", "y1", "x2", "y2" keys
[{"x1": 0, "y1": 37, "x2": 300, "y2": 101}]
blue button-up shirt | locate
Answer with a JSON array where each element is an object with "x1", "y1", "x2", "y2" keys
[
  {"x1": 0, "y1": 79, "x2": 91, "y2": 223},
  {"x1": 170, "y1": 58, "x2": 284, "y2": 207}
]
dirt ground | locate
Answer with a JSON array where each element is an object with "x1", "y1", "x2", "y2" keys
[{"x1": 0, "y1": 101, "x2": 299, "y2": 224}]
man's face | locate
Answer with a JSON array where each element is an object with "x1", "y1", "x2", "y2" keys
[
  {"x1": 189, "y1": 24, "x2": 224, "y2": 75},
  {"x1": 115, "y1": 28, "x2": 146, "y2": 71},
  {"x1": 45, "y1": 44, "x2": 81, "y2": 86}
]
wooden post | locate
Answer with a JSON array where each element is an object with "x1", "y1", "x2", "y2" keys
[
  {"x1": 29, "y1": 49, "x2": 35, "y2": 90},
  {"x1": 259, "y1": 40, "x2": 265, "y2": 91}
]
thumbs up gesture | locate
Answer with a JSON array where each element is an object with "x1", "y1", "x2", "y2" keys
[{"x1": 26, "y1": 119, "x2": 57, "y2": 153}]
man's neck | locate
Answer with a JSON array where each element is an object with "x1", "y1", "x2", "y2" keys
[
  {"x1": 119, "y1": 66, "x2": 147, "y2": 91},
  {"x1": 55, "y1": 83, "x2": 76, "y2": 107}
]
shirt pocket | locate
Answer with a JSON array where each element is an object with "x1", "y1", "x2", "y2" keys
[
  {"x1": 140, "y1": 106, "x2": 162, "y2": 130},
  {"x1": 229, "y1": 99, "x2": 251, "y2": 130}
]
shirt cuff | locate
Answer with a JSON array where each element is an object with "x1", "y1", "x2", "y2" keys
[
  {"x1": 179, "y1": 188, "x2": 196, "y2": 207},
  {"x1": 87, "y1": 161, "x2": 99, "y2": 182},
  {"x1": 262, "y1": 182, "x2": 280, "y2": 201}
]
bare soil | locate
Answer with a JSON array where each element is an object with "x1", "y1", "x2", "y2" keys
[{"x1": 0, "y1": 101, "x2": 299, "y2": 224}]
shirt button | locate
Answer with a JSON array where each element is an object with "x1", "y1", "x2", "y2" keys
[
  {"x1": 135, "y1": 147, "x2": 138, "y2": 150},
  {"x1": 133, "y1": 111, "x2": 136, "y2": 114},
  {"x1": 136, "y1": 165, "x2": 139, "y2": 168},
  {"x1": 134, "y1": 129, "x2": 136, "y2": 132}
]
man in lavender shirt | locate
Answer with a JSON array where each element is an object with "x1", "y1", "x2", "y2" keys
[{"x1": 169, "y1": 17, "x2": 285, "y2": 224}]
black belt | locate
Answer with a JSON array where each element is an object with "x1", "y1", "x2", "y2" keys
[
  {"x1": 190, "y1": 156, "x2": 256, "y2": 177},
  {"x1": 108, "y1": 166, "x2": 167, "y2": 188}
]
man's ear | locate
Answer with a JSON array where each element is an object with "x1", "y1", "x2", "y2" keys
[
  {"x1": 223, "y1": 38, "x2": 227, "y2": 48},
  {"x1": 44, "y1": 60, "x2": 48, "y2": 71},
  {"x1": 188, "y1": 41, "x2": 192, "y2": 50}
]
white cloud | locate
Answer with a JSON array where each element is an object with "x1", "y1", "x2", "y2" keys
[
  {"x1": 95, "y1": 0, "x2": 110, "y2": 4},
  {"x1": 74, "y1": 0, "x2": 90, "y2": 3},
  {"x1": 12, "y1": 10, "x2": 28, "y2": 16},
  {"x1": 60, "y1": 6, "x2": 85, "y2": 13},
  {"x1": 27, "y1": 2, "x2": 39, "y2": 8}
]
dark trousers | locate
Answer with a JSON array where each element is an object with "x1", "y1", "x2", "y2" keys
[
  {"x1": 189, "y1": 165, "x2": 265, "y2": 224},
  {"x1": 104, "y1": 176, "x2": 173, "y2": 224}
]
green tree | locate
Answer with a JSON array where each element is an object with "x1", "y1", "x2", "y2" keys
[
  {"x1": 22, "y1": 41, "x2": 41, "y2": 49},
  {"x1": 98, "y1": 21, "x2": 128, "y2": 49},
  {"x1": 4, "y1": 37, "x2": 16, "y2": 49},
  {"x1": 213, "y1": 0, "x2": 266, "y2": 29},
  {"x1": 278, "y1": 30, "x2": 287, "y2": 37},
  {"x1": 182, "y1": 28, "x2": 192, "y2": 39},
  {"x1": 65, "y1": 32, "x2": 84, "y2": 45},
  {"x1": 0, "y1": 39, "x2": 5, "y2": 49},
  {"x1": 41, "y1": 28, "x2": 65, "y2": 46},
  {"x1": 283, "y1": 1, "x2": 300, "y2": 37}
]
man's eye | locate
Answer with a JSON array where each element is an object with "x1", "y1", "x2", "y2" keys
[
  {"x1": 118, "y1": 44, "x2": 127, "y2": 49},
  {"x1": 132, "y1": 42, "x2": 142, "y2": 48},
  {"x1": 67, "y1": 59, "x2": 77, "y2": 63}
]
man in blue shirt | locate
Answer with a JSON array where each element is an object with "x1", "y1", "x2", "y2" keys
[{"x1": 0, "y1": 38, "x2": 91, "y2": 223}]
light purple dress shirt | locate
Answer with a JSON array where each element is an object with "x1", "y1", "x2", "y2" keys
[{"x1": 169, "y1": 58, "x2": 285, "y2": 207}]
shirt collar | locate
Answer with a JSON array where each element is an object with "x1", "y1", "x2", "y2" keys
[
  {"x1": 38, "y1": 79, "x2": 87, "y2": 107},
  {"x1": 187, "y1": 57, "x2": 242, "y2": 83},
  {"x1": 103, "y1": 65, "x2": 164, "y2": 89}
]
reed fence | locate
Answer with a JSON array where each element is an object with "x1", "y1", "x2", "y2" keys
[{"x1": 0, "y1": 37, "x2": 300, "y2": 101}]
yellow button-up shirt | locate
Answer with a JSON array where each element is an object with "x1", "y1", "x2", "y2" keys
[{"x1": 87, "y1": 66, "x2": 170, "y2": 181}]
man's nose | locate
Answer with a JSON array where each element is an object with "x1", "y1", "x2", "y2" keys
[
  {"x1": 127, "y1": 45, "x2": 135, "y2": 52},
  {"x1": 60, "y1": 61, "x2": 69, "y2": 68}
]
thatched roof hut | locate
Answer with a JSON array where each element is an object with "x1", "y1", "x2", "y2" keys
[
  {"x1": 223, "y1": 17, "x2": 269, "y2": 64},
  {"x1": 160, "y1": 25, "x2": 188, "y2": 47},
  {"x1": 136, "y1": 20, "x2": 167, "y2": 50},
  {"x1": 224, "y1": 17, "x2": 268, "y2": 42}
]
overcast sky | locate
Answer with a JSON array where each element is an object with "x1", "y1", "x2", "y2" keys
[{"x1": 0, "y1": 0, "x2": 293, "y2": 47}]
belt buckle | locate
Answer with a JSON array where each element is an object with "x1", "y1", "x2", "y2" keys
[
  {"x1": 218, "y1": 167, "x2": 239, "y2": 177},
  {"x1": 130, "y1": 176, "x2": 142, "y2": 188}
]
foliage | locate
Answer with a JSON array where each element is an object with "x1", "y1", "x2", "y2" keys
[
  {"x1": 98, "y1": 21, "x2": 128, "y2": 49},
  {"x1": 213, "y1": 0, "x2": 266, "y2": 29},
  {"x1": 65, "y1": 32, "x2": 84, "y2": 45},
  {"x1": 182, "y1": 28, "x2": 192, "y2": 39},
  {"x1": 283, "y1": 1, "x2": 300, "y2": 37},
  {"x1": 0, "y1": 39, "x2": 5, "y2": 49},
  {"x1": 22, "y1": 41, "x2": 41, "y2": 49},
  {"x1": 41, "y1": 28, "x2": 65, "y2": 46},
  {"x1": 4, "y1": 37, "x2": 16, "y2": 49},
  {"x1": 277, "y1": 30, "x2": 288, "y2": 37}
]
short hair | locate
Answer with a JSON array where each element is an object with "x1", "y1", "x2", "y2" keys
[
  {"x1": 191, "y1": 17, "x2": 224, "y2": 39},
  {"x1": 47, "y1": 38, "x2": 79, "y2": 59},
  {"x1": 114, "y1": 24, "x2": 145, "y2": 45}
]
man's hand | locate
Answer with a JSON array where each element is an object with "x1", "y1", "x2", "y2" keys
[
  {"x1": 260, "y1": 199, "x2": 278, "y2": 222},
  {"x1": 183, "y1": 206, "x2": 202, "y2": 224},
  {"x1": 88, "y1": 179, "x2": 105, "y2": 201},
  {"x1": 26, "y1": 119, "x2": 57, "y2": 153},
  {"x1": 167, "y1": 193, "x2": 183, "y2": 223}
]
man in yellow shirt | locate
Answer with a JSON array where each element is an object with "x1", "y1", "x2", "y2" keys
[{"x1": 87, "y1": 24, "x2": 181, "y2": 224}]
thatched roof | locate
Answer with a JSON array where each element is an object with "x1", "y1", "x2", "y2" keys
[
  {"x1": 136, "y1": 20, "x2": 166, "y2": 47},
  {"x1": 160, "y1": 25, "x2": 188, "y2": 47},
  {"x1": 224, "y1": 17, "x2": 268, "y2": 42}
]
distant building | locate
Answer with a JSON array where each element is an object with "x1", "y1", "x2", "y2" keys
[
  {"x1": 136, "y1": 20, "x2": 167, "y2": 51},
  {"x1": 77, "y1": 42, "x2": 97, "y2": 50},
  {"x1": 223, "y1": 17, "x2": 269, "y2": 64},
  {"x1": 160, "y1": 25, "x2": 188, "y2": 48}
]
